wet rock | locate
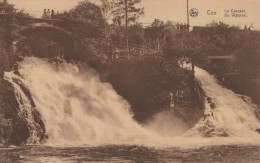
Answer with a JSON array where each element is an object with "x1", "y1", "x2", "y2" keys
[
  {"x1": 32, "y1": 109, "x2": 46, "y2": 141},
  {"x1": 210, "y1": 103, "x2": 216, "y2": 109},
  {"x1": 207, "y1": 97, "x2": 212, "y2": 103},
  {"x1": 0, "y1": 77, "x2": 46, "y2": 145},
  {"x1": 207, "y1": 97, "x2": 216, "y2": 109},
  {"x1": 0, "y1": 78, "x2": 29, "y2": 145},
  {"x1": 98, "y1": 58, "x2": 205, "y2": 131},
  {"x1": 9, "y1": 118, "x2": 30, "y2": 145}
]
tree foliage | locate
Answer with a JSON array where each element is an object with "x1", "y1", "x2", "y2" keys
[
  {"x1": 234, "y1": 32, "x2": 260, "y2": 78},
  {"x1": 57, "y1": 1, "x2": 105, "y2": 38},
  {"x1": 112, "y1": 0, "x2": 144, "y2": 25},
  {"x1": 0, "y1": 1, "x2": 32, "y2": 72},
  {"x1": 100, "y1": 0, "x2": 116, "y2": 21},
  {"x1": 163, "y1": 32, "x2": 207, "y2": 67},
  {"x1": 144, "y1": 19, "x2": 165, "y2": 50}
]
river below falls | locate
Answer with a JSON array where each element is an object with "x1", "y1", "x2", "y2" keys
[{"x1": 1, "y1": 145, "x2": 260, "y2": 162}]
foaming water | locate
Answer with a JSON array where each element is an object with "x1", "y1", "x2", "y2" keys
[
  {"x1": 5, "y1": 57, "x2": 157, "y2": 145},
  {"x1": 4, "y1": 57, "x2": 260, "y2": 147},
  {"x1": 186, "y1": 67, "x2": 260, "y2": 139}
]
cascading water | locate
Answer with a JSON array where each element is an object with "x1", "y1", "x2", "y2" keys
[
  {"x1": 4, "y1": 71, "x2": 43, "y2": 144},
  {"x1": 4, "y1": 57, "x2": 156, "y2": 145},
  {"x1": 186, "y1": 67, "x2": 260, "y2": 138},
  {"x1": 3, "y1": 57, "x2": 260, "y2": 147}
]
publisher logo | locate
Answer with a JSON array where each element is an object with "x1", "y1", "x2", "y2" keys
[{"x1": 190, "y1": 8, "x2": 199, "y2": 17}]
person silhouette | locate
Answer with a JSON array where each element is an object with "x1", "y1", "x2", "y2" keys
[
  {"x1": 47, "y1": 9, "x2": 50, "y2": 19},
  {"x1": 42, "y1": 9, "x2": 47, "y2": 18},
  {"x1": 51, "y1": 9, "x2": 55, "y2": 18}
]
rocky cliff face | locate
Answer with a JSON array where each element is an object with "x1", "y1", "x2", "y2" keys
[
  {"x1": 0, "y1": 78, "x2": 29, "y2": 145},
  {"x1": 0, "y1": 23, "x2": 206, "y2": 142},
  {"x1": 97, "y1": 57, "x2": 205, "y2": 131},
  {"x1": 0, "y1": 55, "x2": 206, "y2": 144},
  {"x1": 0, "y1": 71, "x2": 46, "y2": 145}
]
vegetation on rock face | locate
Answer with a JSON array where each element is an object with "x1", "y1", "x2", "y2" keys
[
  {"x1": 162, "y1": 20, "x2": 259, "y2": 104},
  {"x1": 0, "y1": 1, "x2": 45, "y2": 145},
  {"x1": 98, "y1": 57, "x2": 204, "y2": 129},
  {"x1": 0, "y1": 0, "x2": 259, "y2": 145},
  {"x1": 163, "y1": 32, "x2": 207, "y2": 71},
  {"x1": 228, "y1": 32, "x2": 260, "y2": 104},
  {"x1": 195, "y1": 21, "x2": 260, "y2": 104}
]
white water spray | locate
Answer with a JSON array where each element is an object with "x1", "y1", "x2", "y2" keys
[
  {"x1": 5, "y1": 57, "x2": 155, "y2": 145},
  {"x1": 4, "y1": 58, "x2": 260, "y2": 147},
  {"x1": 187, "y1": 67, "x2": 260, "y2": 138}
]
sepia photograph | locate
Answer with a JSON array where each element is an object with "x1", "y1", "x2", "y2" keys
[{"x1": 0, "y1": 0, "x2": 260, "y2": 162}]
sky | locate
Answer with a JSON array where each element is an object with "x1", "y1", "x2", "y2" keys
[{"x1": 8, "y1": 0, "x2": 260, "y2": 30}]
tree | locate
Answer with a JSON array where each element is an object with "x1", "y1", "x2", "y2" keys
[
  {"x1": 144, "y1": 19, "x2": 176, "y2": 50},
  {"x1": 0, "y1": 0, "x2": 16, "y2": 14},
  {"x1": 100, "y1": 0, "x2": 116, "y2": 22},
  {"x1": 57, "y1": 1, "x2": 105, "y2": 38},
  {"x1": 112, "y1": 0, "x2": 144, "y2": 49},
  {"x1": 40, "y1": 1, "x2": 109, "y2": 63},
  {"x1": 144, "y1": 19, "x2": 164, "y2": 50},
  {"x1": 150, "y1": 19, "x2": 164, "y2": 50},
  {"x1": 100, "y1": 0, "x2": 117, "y2": 53},
  {"x1": 235, "y1": 32, "x2": 260, "y2": 78},
  {"x1": 72, "y1": 1, "x2": 105, "y2": 27},
  {"x1": 128, "y1": 23, "x2": 144, "y2": 45},
  {"x1": 204, "y1": 21, "x2": 242, "y2": 56},
  {"x1": 0, "y1": 1, "x2": 31, "y2": 51},
  {"x1": 163, "y1": 32, "x2": 207, "y2": 71}
]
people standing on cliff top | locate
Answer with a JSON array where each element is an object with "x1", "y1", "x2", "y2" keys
[
  {"x1": 51, "y1": 9, "x2": 55, "y2": 18},
  {"x1": 47, "y1": 9, "x2": 50, "y2": 19},
  {"x1": 42, "y1": 9, "x2": 47, "y2": 18}
]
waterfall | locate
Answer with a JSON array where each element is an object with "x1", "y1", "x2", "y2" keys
[
  {"x1": 4, "y1": 57, "x2": 154, "y2": 145},
  {"x1": 187, "y1": 67, "x2": 260, "y2": 138},
  {"x1": 3, "y1": 57, "x2": 260, "y2": 146}
]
